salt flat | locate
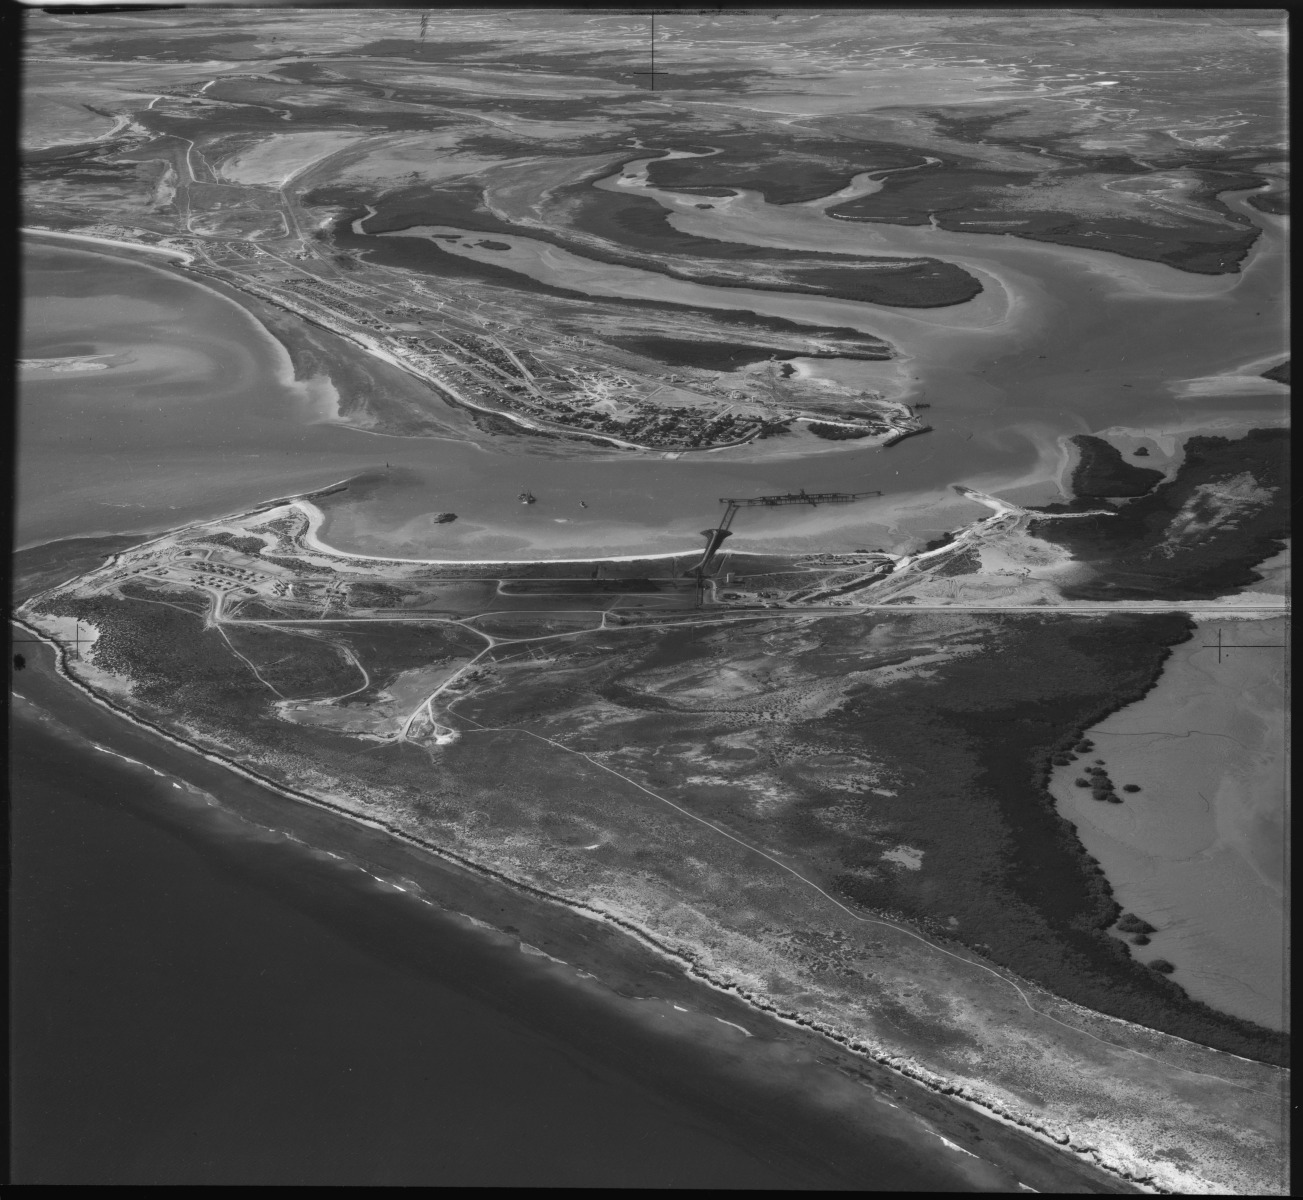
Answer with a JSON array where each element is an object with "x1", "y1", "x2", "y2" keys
[{"x1": 1050, "y1": 617, "x2": 1288, "y2": 1030}]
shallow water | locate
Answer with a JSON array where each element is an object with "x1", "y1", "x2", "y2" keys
[
  {"x1": 20, "y1": 173, "x2": 1286, "y2": 560},
  {"x1": 1047, "y1": 618, "x2": 1288, "y2": 1032}
]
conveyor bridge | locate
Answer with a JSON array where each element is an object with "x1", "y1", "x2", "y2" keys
[
  {"x1": 692, "y1": 488, "x2": 885, "y2": 598},
  {"x1": 717, "y1": 488, "x2": 883, "y2": 530}
]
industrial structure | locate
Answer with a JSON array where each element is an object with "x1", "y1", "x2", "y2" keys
[{"x1": 691, "y1": 488, "x2": 885, "y2": 596}]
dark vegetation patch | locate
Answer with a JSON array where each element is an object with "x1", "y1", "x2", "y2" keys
[
  {"x1": 23, "y1": 142, "x2": 120, "y2": 171},
  {"x1": 345, "y1": 582, "x2": 412, "y2": 609},
  {"x1": 1069, "y1": 434, "x2": 1166, "y2": 498},
  {"x1": 29, "y1": 590, "x2": 464, "y2": 804},
  {"x1": 221, "y1": 625, "x2": 364, "y2": 699},
  {"x1": 338, "y1": 181, "x2": 507, "y2": 235},
  {"x1": 1030, "y1": 429, "x2": 1289, "y2": 600},
  {"x1": 827, "y1": 144, "x2": 1264, "y2": 274},
  {"x1": 29, "y1": 563, "x2": 1284, "y2": 1066},
  {"x1": 557, "y1": 186, "x2": 981, "y2": 308},
  {"x1": 335, "y1": 39, "x2": 509, "y2": 63},
  {"x1": 449, "y1": 131, "x2": 629, "y2": 159},
  {"x1": 807, "y1": 422, "x2": 876, "y2": 440},
  {"x1": 329, "y1": 624, "x2": 482, "y2": 698},
  {"x1": 307, "y1": 187, "x2": 892, "y2": 354},
  {"x1": 1261, "y1": 359, "x2": 1289, "y2": 385},
  {"x1": 66, "y1": 34, "x2": 291, "y2": 62},
  {"x1": 198, "y1": 532, "x2": 268, "y2": 556},
  {"x1": 22, "y1": 145, "x2": 151, "y2": 187},
  {"x1": 501, "y1": 578, "x2": 668, "y2": 595},
  {"x1": 576, "y1": 612, "x2": 1285, "y2": 1063},
  {"x1": 374, "y1": 47, "x2": 770, "y2": 93},
  {"x1": 268, "y1": 61, "x2": 335, "y2": 83},
  {"x1": 137, "y1": 109, "x2": 302, "y2": 141},
  {"x1": 929, "y1": 546, "x2": 982, "y2": 577},
  {"x1": 817, "y1": 614, "x2": 1284, "y2": 1062},
  {"x1": 343, "y1": 177, "x2": 980, "y2": 309},
  {"x1": 1247, "y1": 190, "x2": 1288, "y2": 216},
  {"x1": 33, "y1": 594, "x2": 275, "y2": 719},
  {"x1": 644, "y1": 137, "x2": 927, "y2": 204}
]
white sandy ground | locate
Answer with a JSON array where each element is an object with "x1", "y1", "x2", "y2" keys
[
  {"x1": 297, "y1": 499, "x2": 697, "y2": 566},
  {"x1": 19, "y1": 354, "x2": 114, "y2": 374},
  {"x1": 22, "y1": 227, "x2": 195, "y2": 264},
  {"x1": 1168, "y1": 351, "x2": 1292, "y2": 400},
  {"x1": 218, "y1": 131, "x2": 371, "y2": 186},
  {"x1": 1049, "y1": 617, "x2": 1289, "y2": 1031},
  {"x1": 1170, "y1": 376, "x2": 1291, "y2": 400}
]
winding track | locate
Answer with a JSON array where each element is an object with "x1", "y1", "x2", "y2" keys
[{"x1": 435, "y1": 701, "x2": 1273, "y2": 1095}]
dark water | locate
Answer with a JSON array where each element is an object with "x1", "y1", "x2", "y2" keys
[{"x1": 9, "y1": 683, "x2": 996, "y2": 1189}]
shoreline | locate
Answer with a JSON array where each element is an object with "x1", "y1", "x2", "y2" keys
[
  {"x1": 4, "y1": 617, "x2": 1161, "y2": 1190},
  {"x1": 13, "y1": 606, "x2": 1288, "y2": 1192},
  {"x1": 8, "y1": 670, "x2": 1135, "y2": 1195},
  {"x1": 6, "y1": 696, "x2": 1061, "y2": 1193},
  {"x1": 22, "y1": 225, "x2": 195, "y2": 264},
  {"x1": 24, "y1": 229, "x2": 915, "y2": 457}
]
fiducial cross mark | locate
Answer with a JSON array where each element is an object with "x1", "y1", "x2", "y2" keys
[{"x1": 1200, "y1": 626, "x2": 1289, "y2": 664}]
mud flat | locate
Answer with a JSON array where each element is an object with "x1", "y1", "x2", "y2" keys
[{"x1": 1048, "y1": 617, "x2": 1288, "y2": 1031}]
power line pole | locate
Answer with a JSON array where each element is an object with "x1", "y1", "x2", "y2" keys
[{"x1": 633, "y1": 13, "x2": 669, "y2": 90}]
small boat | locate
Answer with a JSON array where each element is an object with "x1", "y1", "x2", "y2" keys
[
  {"x1": 519, "y1": 491, "x2": 536, "y2": 505},
  {"x1": 579, "y1": 501, "x2": 588, "y2": 508}
]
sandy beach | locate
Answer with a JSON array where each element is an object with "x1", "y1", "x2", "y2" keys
[{"x1": 10, "y1": 621, "x2": 1137, "y2": 1194}]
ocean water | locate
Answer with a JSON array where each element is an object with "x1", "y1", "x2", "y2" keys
[{"x1": 10, "y1": 682, "x2": 994, "y2": 1189}]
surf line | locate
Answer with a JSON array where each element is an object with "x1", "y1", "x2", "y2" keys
[
  {"x1": 450, "y1": 712, "x2": 1277, "y2": 1094},
  {"x1": 9, "y1": 616, "x2": 1277, "y2": 1190}
]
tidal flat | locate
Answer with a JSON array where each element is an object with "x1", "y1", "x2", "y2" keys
[{"x1": 21, "y1": 212, "x2": 1287, "y2": 567}]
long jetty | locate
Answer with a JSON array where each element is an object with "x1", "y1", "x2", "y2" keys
[
  {"x1": 718, "y1": 488, "x2": 883, "y2": 509},
  {"x1": 693, "y1": 488, "x2": 885, "y2": 583}
]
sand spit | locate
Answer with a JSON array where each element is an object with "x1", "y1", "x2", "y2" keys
[
  {"x1": 22, "y1": 232, "x2": 338, "y2": 423},
  {"x1": 22, "y1": 226, "x2": 196, "y2": 264},
  {"x1": 297, "y1": 499, "x2": 704, "y2": 567}
]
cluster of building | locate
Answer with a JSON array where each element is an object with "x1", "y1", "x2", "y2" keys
[
  {"x1": 279, "y1": 276, "x2": 389, "y2": 331},
  {"x1": 46, "y1": 223, "x2": 913, "y2": 454}
]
